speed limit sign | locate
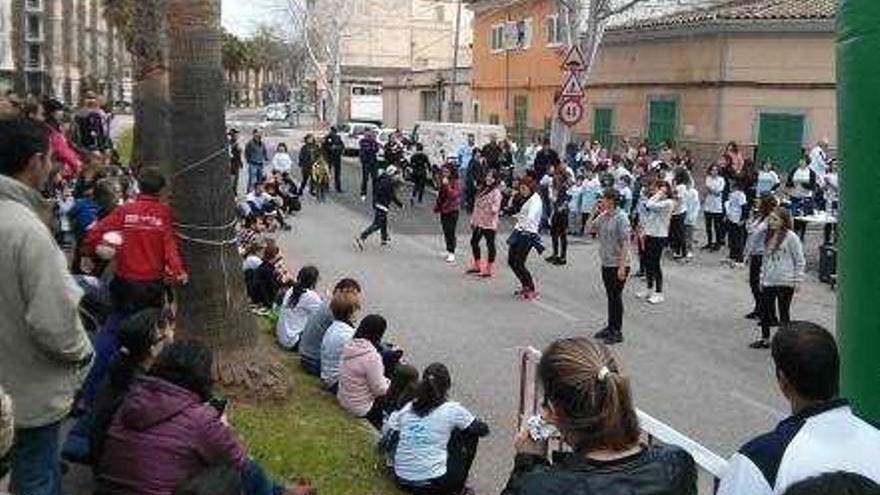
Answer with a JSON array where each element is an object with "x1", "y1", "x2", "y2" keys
[{"x1": 558, "y1": 98, "x2": 584, "y2": 127}]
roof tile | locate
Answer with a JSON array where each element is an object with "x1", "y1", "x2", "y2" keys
[{"x1": 613, "y1": 0, "x2": 837, "y2": 31}]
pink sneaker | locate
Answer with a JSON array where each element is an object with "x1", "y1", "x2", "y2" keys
[{"x1": 522, "y1": 289, "x2": 540, "y2": 300}]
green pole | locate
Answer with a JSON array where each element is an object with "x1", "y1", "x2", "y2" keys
[{"x1": 837, "y1": 0, "x2": 880, "y2": 424}]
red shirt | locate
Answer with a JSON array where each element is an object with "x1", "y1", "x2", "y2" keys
[{"x1": 84, "y1": 195, "x2": 187, "y2": 282}]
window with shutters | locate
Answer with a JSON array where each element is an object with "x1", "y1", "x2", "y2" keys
[
  {"x1": 757, "y1": 113, "x2": 805, "y2": 172},
  {"x1": 514, "y1": 95, "x2": 529, "y2": 146},
  {"x1": 490, "y1": 24, "x2": 505, "y2": 53},
  {"x1": 544, "y1": 14, "x2": 567, "y2": 46},
  {"x1": 647, "y1": 98, "x2": 678, "y2": 150},
  {"x1": 593, "y1": 107, "x2": 614, "y2": 149}
]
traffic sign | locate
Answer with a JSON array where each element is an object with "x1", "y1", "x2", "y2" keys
[
  {"x1": 558, "y1": 98, "x2": 584, "y2": 127},
  {"x1": 562, "y1": 45, "x2": 586, "y2": 71},
  {"x1": 561, "y1": 72, "x2": 584, "y2": 98}
]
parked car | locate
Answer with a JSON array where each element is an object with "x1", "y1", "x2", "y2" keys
[
  {"x1": 412, "y1": 122, "x2": 507, "y2": 167},
  {"x1": 339, "y1": 121, "x2": 380, "y2": 156},
  {"x1": 265, "y1": 103, "x2": 289, "y2": 122}
]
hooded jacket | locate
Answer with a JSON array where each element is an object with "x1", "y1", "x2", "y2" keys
[
  {"x1": 337, "y1": 338, "x2": 389, "y2": 417},
  {"x1": 0, "y1": 174, "x2": 93, "y2": 428},
  {"x1": 471, "y1": 187, "x2": 502, "y2": 230},
  {"x1": 97, "y1": 376, "x2": 246, "y2": 495}
]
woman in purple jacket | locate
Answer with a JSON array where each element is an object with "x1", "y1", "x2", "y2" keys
[{"x1": 96, "y1": 341, "x2": 312, "y2": 495}]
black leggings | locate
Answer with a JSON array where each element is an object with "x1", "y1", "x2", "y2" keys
[
  {"x1": 550, "y1": 211, "x2": 569, "y2": 259},
  {"x1": 360, "y1": 208, "x2": 389, "y2": 243},
  {"x1": 728, "y1": 221, "x2": 746, "y2": 262},
  {"x1": 412, "y1": 177, "x2": 427, "y2": 203},
  {"x1": 749, "y1": 255, "x2": 763, "y2": 313},
  {"x1": 440, "y1": 212, "x2": 459, "y2": 254},
  {"x1": 644, "y1": 236, "x2": 667, "y2": 293},
  {"x1": 397, "y1": 430, "x2": 481, "y2": 495},
  {"x1": 761, "y1": 286, "x2": 794, "y2": 339},
  {"x1": 669, "y1": 213, "x2": 686, "y2": 256},
  {"x1": 602, "y1": 266, "x2": 629, "y2": 334},
  {"x1": 704, "y1": 212, "x2": 724, "y2": 247},
  {"x1": 470, "y1": 227, "x2": 497, "y2": 263},
  {"x1": 508, "y1": 239, "x2": 534, "y2": 291}
]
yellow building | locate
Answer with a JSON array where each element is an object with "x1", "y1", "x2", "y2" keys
[{"x1": 469, "y1": 0, "x2": 836, "y2": 168}]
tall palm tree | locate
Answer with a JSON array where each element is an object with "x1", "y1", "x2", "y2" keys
[{"x1": 166, "y1": 0, "x2": 284, "y2": 393}]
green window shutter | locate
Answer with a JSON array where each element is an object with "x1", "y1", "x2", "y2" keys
[
  {"x1": 648, "y1": 99, "x2": 677, "y2": 150},
  {"x1": 757, "y1": 113, "x2": 805, "y2": 172},
  {"x1": 593, "y1": 107, "x2": 613, "y2": 149},
  {"x1": 514, "y1": 95, "x2": 528, "y2": 146}
]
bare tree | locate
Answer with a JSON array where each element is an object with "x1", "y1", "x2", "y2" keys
[{"x1": 550, "y1": 0, "x2": 713, "y2": 150}]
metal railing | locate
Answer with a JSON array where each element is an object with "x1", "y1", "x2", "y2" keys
[{"x1": 517, "y1": 347, "x2": 729, "y2": 493}]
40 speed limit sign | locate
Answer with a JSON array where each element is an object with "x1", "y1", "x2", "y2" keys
[{"x1": 558, "y1": 98, "x2": 584, "y2": 127}]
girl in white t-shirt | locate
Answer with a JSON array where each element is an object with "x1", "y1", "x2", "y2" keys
[
  {"x1": 508, "y1": 176, "x2": 544, "y2": 300},
  {"x1": 276, "y1": 266, "x2": 323, "y2": 351},
  {"x1": 383, "y1": 363, "x2": 489, "y2": 494}
]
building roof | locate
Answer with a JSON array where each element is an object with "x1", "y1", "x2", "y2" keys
[{"x1": 613, "y1": 0, "x2": 836, "y2": 32}]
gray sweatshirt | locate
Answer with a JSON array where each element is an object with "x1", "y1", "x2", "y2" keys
[{"x1": 761, "y1": 231, "x2": 806, "y2": 287}]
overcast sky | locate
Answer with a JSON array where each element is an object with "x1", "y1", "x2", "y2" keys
[{"x1": 222, "y1": 0, "x2": 286, "y2": 37}]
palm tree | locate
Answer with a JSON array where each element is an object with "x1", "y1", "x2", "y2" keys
[{"x1": 166, "y1": 0, "x2": 285, "y2": 393}]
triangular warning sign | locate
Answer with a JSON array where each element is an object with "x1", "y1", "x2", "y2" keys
[
  {"x1": 561, "y1": 72, "x2": 584, "y2": 98},
  {"x1": 562, "y1": 45, "x2": 586, "y2": 70}
]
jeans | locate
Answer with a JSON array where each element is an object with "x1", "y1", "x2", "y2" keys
[
  {"x1": 508, "y1": 238, "x2": 534, "y2": 291},
  {"x1": 241, "y1": 458, "x2": 285, "y2": 495},
  {"x1": 727, "y1": 221, "x2": 746, "y2": 262},
  {"x1": 330, "y1": 154, "x2": 343, "y2": 192},
  {"x1": 470, "y1": 227, "x2": 497, "y2": 263},
  {"x1": 11, "y1": 422, "x2": 63, "y2": 495},
  {"x1": 644, "y1": 236, "x2": 667, "y2": 293},
  {"x1": 749, "y1": 255, "x2": 764, "y2": 314},
  {"x1": 412, "y1": 176, "x2": 427, "y2": 203},
  {"x1": 684, "y1": 224, "x2": 695, "y2": 254},
  {"x1": 602, "y1": 266, "x2": 629, "y2": 334},
  {"x1": 761, "y1": 286, "x2": 795, "y2": 339},
  {"x1": 550, "y1": 211, "x2": 569, "y2": 259},
  {"x1": 247, "y1": 163, "x2": 263, "y2": 192},
  {"x1": 360, "y1": 160, "x2": 377, "y2": 197},
  {"x1": 704, "y1": 212, "x2": 724, "y2": 247},
  {"x1": 440, "y1": 212, "x2": 459, "y2": 254},
  {"x1": 361, "y1": 208, "x2": 389, "y2": 243}
]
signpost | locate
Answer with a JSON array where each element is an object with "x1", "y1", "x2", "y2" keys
[{"x1": 558, "y1": 45, "x2": 586, "y2": 127}]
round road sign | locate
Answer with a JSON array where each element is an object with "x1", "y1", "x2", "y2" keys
[{"x1": 559, "y1": 98, "x2": 584, "y2": 127}]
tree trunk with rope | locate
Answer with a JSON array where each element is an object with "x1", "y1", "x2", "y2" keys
[{"x1": 166, "y1": 0, "x2": 288, "y2": 398}]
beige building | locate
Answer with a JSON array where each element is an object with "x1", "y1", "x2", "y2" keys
[
  {"x1": 383, "y1": 67, "x2": 474, "y2": 130},
  {"x1": 470, "y1": 0, "x2": 836, "y2": 169},
  {"x1": 1, "y1": 0, "x2": 131, "y2": 105}
]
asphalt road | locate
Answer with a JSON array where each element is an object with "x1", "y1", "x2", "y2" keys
[{"x1": 235, "y1": 110, "x2": 838, "y2": 494}]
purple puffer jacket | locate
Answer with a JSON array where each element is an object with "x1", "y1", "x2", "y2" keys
[{"x1": 96, "y1": 376, "x2": 246, "y2": 495}]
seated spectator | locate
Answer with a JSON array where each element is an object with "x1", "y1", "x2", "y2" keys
[
  {"x1": 1, "y1": 386, "x2": 13, "y2": 493},
  {"x1": 782, "y1": 471, "x2": 879, "y2": 495},
  {"x1": 299, "y1": 278, "x2": 361, "y2": 376},
  {"x1": 337, "y1": 315, "x2": 399, "y2": 429},
  {"x1": 96, "y1": 340, "x2": 308, "y2": 495},
  {"x1": 718, "y1": 322, "x2": 880, "y2": 495},
  {"x1": 83, "y1": 166, "x2": 187, "y2": 317},
  {"x1": 320, "y1": 289, "x2": 362, "y2": 392},
  {"x1": 276, "y1": 266, "x2": 322, "y2": 351},
  {"x1": 383, "y1": 364, "x2": 421, "y2": 416},
  {"x1": 502, "y1": 337, "x2": 696, "y2": 495},
  {"x1": 237, "y1": 215, "x2": 267, "y2": 257},
  {"x1": 383, "y1": 363, "x2": 489, "y2": 495},
  {"x1": 250, "y1": 243, "x2": 289, "y2": 308},
  {"x1": 246, "y1": 182, "x2": 290, "y2": 231}
]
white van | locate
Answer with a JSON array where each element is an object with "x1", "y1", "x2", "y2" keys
[{"x1": 412, "y1": 122, "x2": 507, "y2": 167}]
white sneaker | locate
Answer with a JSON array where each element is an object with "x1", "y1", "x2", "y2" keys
[
  {"x1": 445, "y1": 253, "x2": 456, "y2": 263},
  {"x1": 635, "y1": 289, "x2": 652, "y2": 299},
  {"x1": 686, "y1": 252, "x2": 694, "y2": 259},
  {"x1": 648, "y1": 293, "x2": 665, "y2": 304},
  {"x1": 360, "y1": 195, "x2": 367, "y2": 202}
]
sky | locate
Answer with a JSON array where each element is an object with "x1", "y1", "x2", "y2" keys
[{"x1": 222, "y1": 0, "x2": 285, "y2": 37}]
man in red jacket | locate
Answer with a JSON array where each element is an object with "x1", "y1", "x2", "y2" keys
[{"x1": 84, "y1": 167, "x2": 187, "y2": 315}]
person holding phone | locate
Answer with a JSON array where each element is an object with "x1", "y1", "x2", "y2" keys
[{"x1": 590, "y1": 188, "x2": 631, "y2": 345}]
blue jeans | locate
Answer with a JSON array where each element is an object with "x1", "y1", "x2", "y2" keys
[
  {"x1": 242, "y1": 458, "x2": 285, "y2": 495},
  {"x1": 247, "y1": 163, "x2": 264, "y2": 192},
  {"x1": 11, "y1": 422, "x2": 63, "y2": 495}
]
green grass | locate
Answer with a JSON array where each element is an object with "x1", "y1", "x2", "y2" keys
[
  {"x1": 115, "y1": 127, "x2": 134, "y2": 165},
  {"x1": 229, "y1": 321, "x2": 404, "y2": 495}
]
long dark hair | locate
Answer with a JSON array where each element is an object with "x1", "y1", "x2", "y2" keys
[
  {"x1": 411, "y1": 363, "x2": 451, "y2": 417},
  {"x1": 149, "y1": 340, "x2": 214, "y2": 401},
  {"x1": 353, "y1": 314, "x2": 387, "y2": 348},
  {"x1": 110, "y1": 308, "x2": 172, "y2": 389},
  {"x1": 286, "y1": 265, "x2": 319, "y2": 308}
]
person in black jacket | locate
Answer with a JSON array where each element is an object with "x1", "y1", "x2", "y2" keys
[
  {"x1": 409, "y1": 143, "x2": 431, "y2": 205},
  {"x1": 355, "y1": 166, "x2": 404, "y2": 249},
  {"x1": 322, "y1": 127, "x2": 345, "y2": 193},
  {"x1": 502, "y1": 337, "x2": 697, "y2": 495}
]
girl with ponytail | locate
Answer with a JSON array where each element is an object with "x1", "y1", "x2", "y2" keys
[
  {"x1": 503, "y1": 337, "x2": 697, "y2": 495},
  {"x1": 384, "y1": 363, "x2": 489, "y2": 495},
  {"x1": 276, "y1": 266, "x2": 322, "y2": 350}
]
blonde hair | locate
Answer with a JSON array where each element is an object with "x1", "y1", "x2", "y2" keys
[
  {"x1": 538, "y1": 338, "x2": 640, "y2": 452},
  {"x1": 329, "y1": 290, "x2": 361, "y2": 324}
]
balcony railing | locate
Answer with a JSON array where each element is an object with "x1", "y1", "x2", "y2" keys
[{"x1": 517, "y1": 347, "x2": 729, "y2": 494}]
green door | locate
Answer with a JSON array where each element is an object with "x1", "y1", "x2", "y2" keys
[
  {"x1": 648, "y1": 99, "x2": 678, "y2": 149},
  {"x1": 593, "y1": 107, "x2": 614, "y2": 149},
  {"x1": 757, "y1": 113, "x2": 805, "y2": 171},
  {"x1": 513, "y1": 95, "x2": 528, "y2": 146}
]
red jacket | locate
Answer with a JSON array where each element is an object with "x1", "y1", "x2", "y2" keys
[
  {"x1": 434, "y1": 180, "x2": 461, "y2": 215},
  {"x1": 84, "y1": 195, "x2": 187, "y2": 282}
]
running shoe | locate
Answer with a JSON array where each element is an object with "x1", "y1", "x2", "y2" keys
[
  {"x1": 446, "y1": 253, "x2": 456, "y2": 263},
  {"x1": 744, "y1": 311, "x2": 759, "y2": 320},
  {"x1": 647, "y1": 292, "x2": 665, "y2": 304},
  {"x1": 522, "y1": 289, "x2": 540, "y2": 300},
  {"x1": 593, "y1": 327, "x2": 611, "y2": 339},
  {"x1": 635, "y1": 289, "x2": 652, "y2": 299},
  {"x1": 353, "y1": 237, "x2": 364, "y2": 251},
  {"x1": 749, "y1": 338, "x2": 770, "y2": 349},
  {"x1": 602, "y1": 332, "x2": 624, "y2": 345},
  {"x1": 545, "y1": 255, "x2": 559, "y2": 264}
]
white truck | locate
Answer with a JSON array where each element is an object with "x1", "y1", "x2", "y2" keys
[{"x1": 411, "y1": 122, "x2": 507, "y2": 167}]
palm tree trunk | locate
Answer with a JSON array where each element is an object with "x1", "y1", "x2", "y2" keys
[
  {"x1": 166, "y1": 0, "x2": 286, "y2": 395},
  {"x1": 131, "y1": 0, "x2": 171, "y2": 174}
]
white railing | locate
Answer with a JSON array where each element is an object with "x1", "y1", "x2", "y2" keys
[{"x1": 517, "y1": 347, "x2": 729, "y2": 494}]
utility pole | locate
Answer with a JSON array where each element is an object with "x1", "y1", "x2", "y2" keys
[{"x1": 449, "y1": 0, "x2": 462, "y2": 122}]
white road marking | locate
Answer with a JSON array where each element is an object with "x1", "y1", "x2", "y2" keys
[{"x1": 530, "y1": 299, "x2": 580, "y2": 322}]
